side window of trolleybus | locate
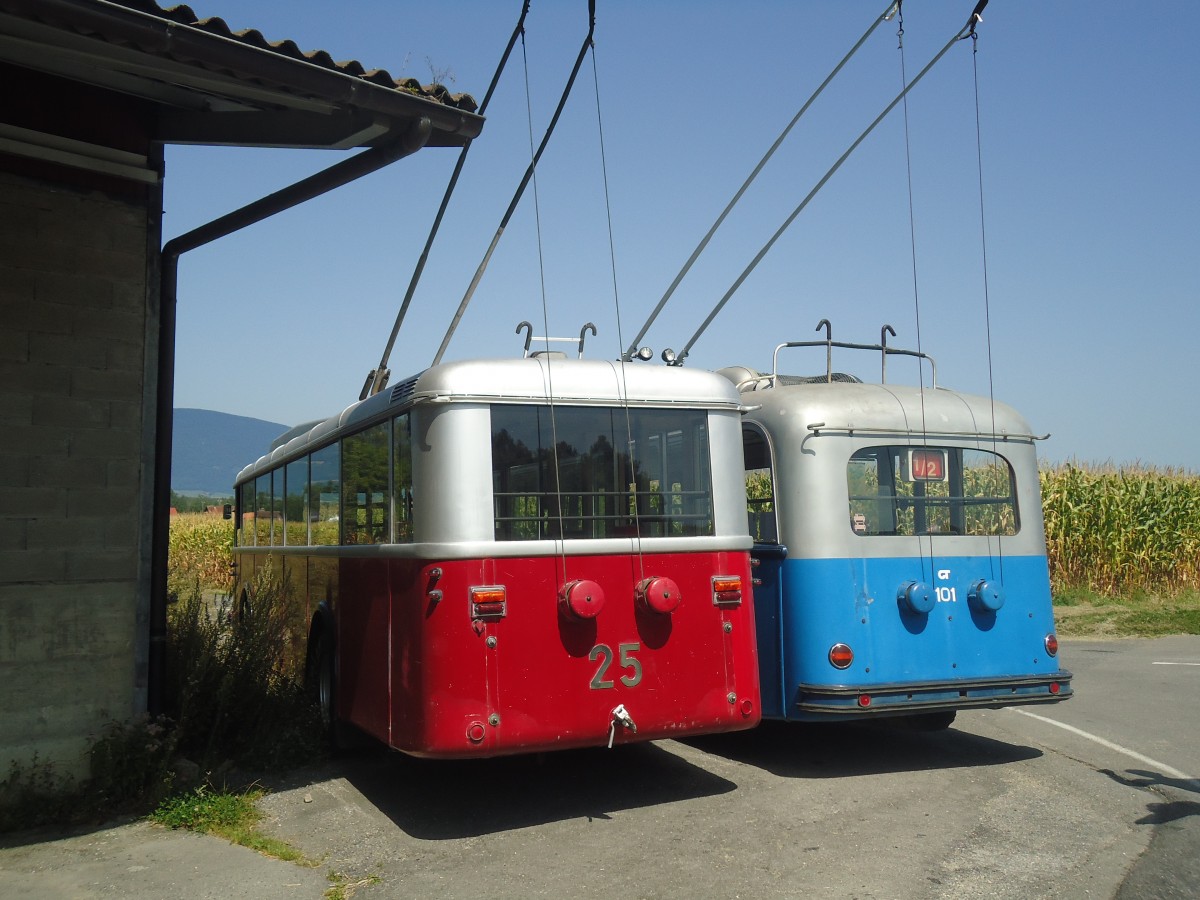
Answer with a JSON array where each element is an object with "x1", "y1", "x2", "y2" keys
[
  {"x1": 847, "y1": 446, "x2": 1018, "y2": 537},
  {"x1": 742, "y1": 425, "x2": 777, "y2": 543},
  {"x1": 254, "y1": 472, "x2": 272, "y2": 546},
  {"x1": 491, "y1": 405, "x2": 715, "y2": 540},
  {"x1": 394, "y1": 413, "x2": 413, "y2": 543},
  {"x1": 238, "y1": 480, "x2": 254, "y2": 545},
  {"x1": 310, "y1": 443, "x2": 340, "y2": 546},
  {"x1": 342, "y1": 422, "x2": 390, "y2": 545},
  {"x1": 269, "y1": 468, "x2": 284, "y2": 546},
  {"x1": 284, "y1": 456, "x2": 308, "y2": 546}
]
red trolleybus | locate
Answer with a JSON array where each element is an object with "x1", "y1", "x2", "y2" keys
[{"x1": 231, "y1": 343, "x2": 760, "y2": 757}]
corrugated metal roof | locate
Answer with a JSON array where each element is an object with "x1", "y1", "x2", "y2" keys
[
  {"x1": 1, "y1": 0, "x2": 484, "y2": 148},
  {"x1": 57, "y1": 0, "x2": 478, "y2": 113}
]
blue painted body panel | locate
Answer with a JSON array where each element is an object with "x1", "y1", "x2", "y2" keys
[{"x1": 753, "y1": 549, "x2": 1072, "y2": 720}]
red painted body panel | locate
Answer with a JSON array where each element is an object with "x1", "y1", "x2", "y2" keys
[{"x1": 328, "y1": 550, "x2": 760, "y2": 757}]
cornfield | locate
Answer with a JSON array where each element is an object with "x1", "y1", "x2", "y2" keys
[
  {"x1": 168, "y1": 513, "x2": 234, "y2": 594},
  {"x1": 1041, "y1": 463, "x2": 1200, "y2": 596},
  {"x1": 170, "y1": 463, "x2": 1200, "y2": 601}
]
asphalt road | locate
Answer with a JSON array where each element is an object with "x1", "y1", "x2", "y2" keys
[{"x1": 1, "y1": 635, "x2": 1196, "y2": 899}]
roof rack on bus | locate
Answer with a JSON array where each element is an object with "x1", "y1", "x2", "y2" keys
[
  {"x1": 763, "y1": 321, "x2": 938, "y2": 389},
  {"x1": 516, "y1": 320, "x2": 597, "y2": 358}
]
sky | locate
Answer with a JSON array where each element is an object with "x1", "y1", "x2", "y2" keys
[{"x1": 164, "y1": 1, "x2": 1200, "y2": 471}]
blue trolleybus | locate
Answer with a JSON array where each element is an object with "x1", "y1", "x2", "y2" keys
[{"x1": 719, "y1": 333, "x2": 1072, "y2": 728}]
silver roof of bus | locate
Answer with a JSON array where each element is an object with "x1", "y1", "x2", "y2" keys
[
  {"x1": 236, "y1": 356, "x2": 743, "y2": 483},
  {"x1": 734, "y1": 377, "x2": 1038, "y2": 444},
  {"x1": 408, "y1": 356, "x2": 743, "y2": 407}
]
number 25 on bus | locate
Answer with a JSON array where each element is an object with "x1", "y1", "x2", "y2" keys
[{"x1": 231, "y1": 352, "x2": 761, "y2": 757}]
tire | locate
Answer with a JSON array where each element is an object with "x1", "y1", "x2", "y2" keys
[
  {"x1": 307, "y1": 628, "x2": 336, "y2": 736},
  {"x1": 236, "y1": 589, "x2": 252, "y2": 624}
]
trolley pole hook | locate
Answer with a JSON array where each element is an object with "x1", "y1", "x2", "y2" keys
[
  {"x1": 881, "y1": 324, "x2": 896, "y2": 383},
  {"x1": 963, "y1": 0, "x2": 987, "y2": 39},
  {"x1": 577, "y1": 322, "x2": 597, "y2": 358},
  {"x1": 608, "y1": 703, "x2": 637, "y2": 748},
  {"x1": 816, "y1": 318, "x2": 832, "y2": 383},
  {"x1": 516, "y1": 321, "x2": 534, "y2": 357}
]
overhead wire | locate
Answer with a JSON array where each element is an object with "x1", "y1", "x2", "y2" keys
[
  {"x1": 623, "y1": 0, "x2": 901, "y2": 362},
  {"x1": 670, "y1": 1, "x2": 988, "y2": 366},
  {"x1": 969, "y1": 27, "x2": 1006, "y2": 579},
  {"x1": 433, "y1": 0, "x2": 598, "y2": 367},
  {"x1": 589, "y1": 28, "x2": 648, "y2": 580},
  {"x1": 894, "y1": 1, "x2": 936, "y2": 575},
  {"x1": 523, "y1": 22, "x2": 568, "y2": 585},
  {"x1": 360, "y1": 0, "x2": 531, "y2": 399}
]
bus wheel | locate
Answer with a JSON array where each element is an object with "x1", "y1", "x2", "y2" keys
[
  {"x1": 897, "y1": 711, "x2": 957, "y2": 731},
  {"x1": 307, "y1": 630, "x2": 337, "y2": 738},
  {"x1": 307, "y1": 628, "x2": 370, "y2": 752},
  {"x1": 236, "y1": 589, "x2": 252, "y2": 624}
]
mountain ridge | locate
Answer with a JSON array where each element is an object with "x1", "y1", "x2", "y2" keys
[{"x1": 172, "y1": 407, "x2": 290, "y2": 494}]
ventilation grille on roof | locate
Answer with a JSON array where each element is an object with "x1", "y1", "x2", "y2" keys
[
  {"x1": 777, "y1": 372, "x2": 863, "y2": 385},
  {"x1": 390, "y1": 377, "x2": 418, "y2": 404}
]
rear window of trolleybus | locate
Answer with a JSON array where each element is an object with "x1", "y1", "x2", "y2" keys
[
  {"x1": 490, "y1": 405, "x2": 715, "y2": 541},
  {"x1": 846, "y1": 446, "x2": 1019, "y2": 537}
]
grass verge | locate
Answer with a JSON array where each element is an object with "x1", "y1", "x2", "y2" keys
[
  {"x1": 150, "y1": 785, "x2": 312, "y2": 864},
  {"x1": 1054, "y1": 588, "x2": 1200, "y2": 638}
]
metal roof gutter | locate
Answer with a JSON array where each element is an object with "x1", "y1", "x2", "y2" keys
[
  {"x1": 0, "y1": 0, "x2": 483, "y2": 143},
  {"x1": 147, "y1": 116, "x2": 433, "y2": 714}
]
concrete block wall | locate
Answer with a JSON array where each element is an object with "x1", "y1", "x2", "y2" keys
[{"x1": 0, "y1": 170, "x2": 149, "y2": 780}]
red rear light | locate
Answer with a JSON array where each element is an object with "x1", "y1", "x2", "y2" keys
[
  {"x1": 857, "y1": 694, "x2": 871, "y2": 708},
  {"x1": 470, "y1": 585, "x2": 507, "y2": 618},
  {"x1": 829, "y1": 643, "x2": 853, "y2": 669},
  {"x1": 712, "y1": 575, "x2": 743, "y2": 606},
  {"x1": 560, "y1": 579, "x2": 605, "y2": 620},
  {"x1": 1045, "y1": 633, "x2": 1059, "y2": 656},
  {"x1": 637, "y1": 576, "x2": 681, "y2": 614},
  {"x1": 1049, "y1": 682, "x2": 1061, "y2": 695}
]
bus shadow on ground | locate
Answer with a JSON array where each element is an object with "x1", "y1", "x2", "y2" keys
[
  {"x1": 683, "y1": 719, "x2": 1042, "y2": 778},
  {"x1": 311, "y1": 740, "x2": 737, "y2": 840}
]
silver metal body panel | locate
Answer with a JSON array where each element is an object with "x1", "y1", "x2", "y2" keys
[
  {"x1": 233, "y1": 534, "x2": 751, "y2": 561},
  {"x1": 415, "y1": 403, "x2": 498, "y2": 544},
  {"x1": 238, "y1": 357, "x2": 745, "y2": 482},
  {"x1": 235, "y1": 356, "x2": 751, "y2": 547},
  {"x1": 741, "y1": 380, "x2": 1048, "y2": 559}
]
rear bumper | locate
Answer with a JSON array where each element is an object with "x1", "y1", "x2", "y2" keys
[{"x1": 792, "y1": 670, "x2": 1073, "y2": 719}]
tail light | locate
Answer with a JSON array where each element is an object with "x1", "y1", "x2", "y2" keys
[
  {"x1": 470, "y1": 585, "x2": 507, "y2": 619},
  {"x1": 712, "y1": 575, "x2": 743, "y2": 606},
  {"x1": 1045, "y1": 633, "x2": 1059, "y2": 657},
  {"x1": 829, "y1": 643, "x2": 854, "y2": 669}
]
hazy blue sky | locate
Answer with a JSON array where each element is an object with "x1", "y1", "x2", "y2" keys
[{"x1": 165, "y1": 1, "x2": 1199, "y2": 471}]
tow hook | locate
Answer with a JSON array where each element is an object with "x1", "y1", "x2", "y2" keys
[{"x1": 608, "y1": 703, "x2": 638, "y2": 748}]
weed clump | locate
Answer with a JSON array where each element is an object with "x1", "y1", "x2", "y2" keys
[
  {"x1": 164, "y1": 570, "x2": 325, "y2": 772},
  {"x1": 0, "y1": 716, "x2": 176, "y2": 832},
  {"x1": 1, "y1": 571, "x2": 324, "y2": 833}
]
